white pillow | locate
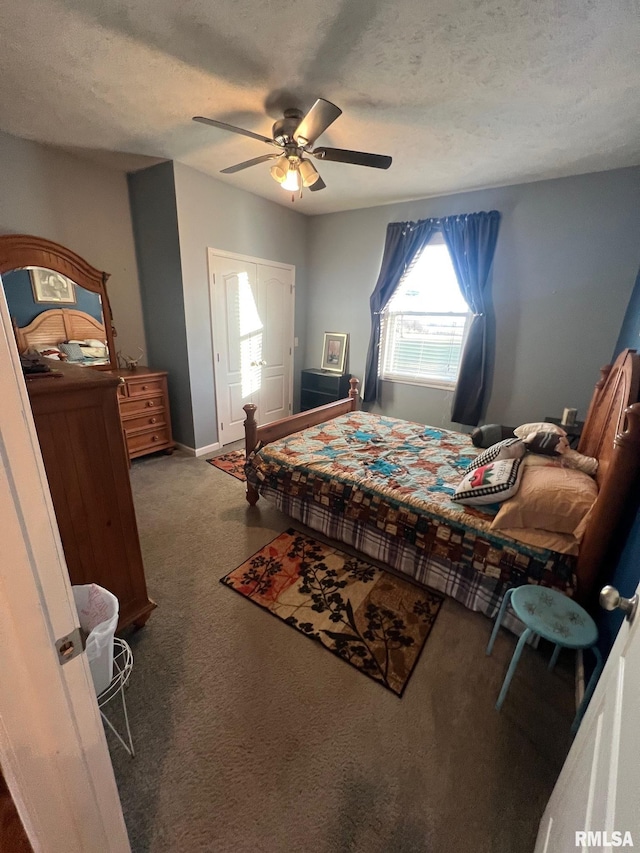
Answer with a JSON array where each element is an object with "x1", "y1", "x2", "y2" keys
[
  {"x1": 522, "y1": 450, "x2": 598, "y2": 477},
  {"x1": 514, "y1": 422, "x2": 566, "y2": 439},
  {"x1": 30, "y1": 344, "x2": 64, "y2": 361},
  {"x1": 453, "y1": 458, "x2": 524, "y2": 506},
  {"x1": 80, "y1": 346, "x2": 107, "y2": 358},
  {"x1": 563, "y1": 449, "x2": 598, "y2": 476}
]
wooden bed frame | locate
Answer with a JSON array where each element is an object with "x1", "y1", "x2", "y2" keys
[
  {"x1": 243, "y1": 353, "x2": 640, "y2": 606},
  {"x1": 13, "y1": 308, "x2": 107, "y2": 355}
]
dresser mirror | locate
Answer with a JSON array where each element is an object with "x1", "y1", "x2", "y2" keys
[{"x1": 0, "y1": 234, "x2": 117, "y2": 371}]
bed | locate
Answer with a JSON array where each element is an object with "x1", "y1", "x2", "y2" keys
[
  {"x1": 243, "y1": 351, "x2": 640, "y2": 617},
  {"x1": 13, "y1": 308, "x2": 111, "y2": 366}
]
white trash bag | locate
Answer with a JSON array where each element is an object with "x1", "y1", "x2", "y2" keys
[{"x1": 72, "y1": 584, "x2": 119, "y2": 695}]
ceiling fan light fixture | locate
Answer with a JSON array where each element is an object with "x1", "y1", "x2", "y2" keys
[
  {"x1": 269, "y1": 155, "x2": 288, "y2": 183},
  {"x1": 281, "y1": 163, "x2": 301, "y2": 192},
  {"x1": 299, "y1": 158, "x2": 320, "y2": 187}
]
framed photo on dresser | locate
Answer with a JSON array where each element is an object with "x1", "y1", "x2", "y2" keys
[{"x1": 321, "y1": 332, "x2": 348, "y2": 373}]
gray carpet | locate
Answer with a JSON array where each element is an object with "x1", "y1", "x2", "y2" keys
[{"x1": 109, "y1": 450, "x2": 574, "y2": 853}]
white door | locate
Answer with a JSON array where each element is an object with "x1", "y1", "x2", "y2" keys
[
  {"x1": 209, "y1": 250, "x2": 294, "y2": 445},
  {"x1": 0, "y1": 283, "x2": 130, "y2": 851},
  {"x1": 535, "y1": 582, "x2": 640, "y2": 852},
  {"x1": 257, "y1": 263, "x2": 294, "y2": 426}
]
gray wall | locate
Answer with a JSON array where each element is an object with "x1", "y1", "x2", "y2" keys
[
  {"x1": 0, "y1": 130, "x2": 146, "y2": 358},
  {"x1": 128, "y1": 163, "x2": 194, "y2": 447},
  {"x1": 306, "y1": 166, "x2": 640, "y2": 430},
  {"x1": 172, "y1": 162, "x2": 308, "y2": 449}
]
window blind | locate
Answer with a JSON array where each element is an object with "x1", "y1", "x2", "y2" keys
[{"x1": 379, "y1": 237, "x2": 470, "y2": 388}]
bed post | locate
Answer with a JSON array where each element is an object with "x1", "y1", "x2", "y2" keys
[
  {"x1": 243, "y1": 404, "x2": 260, "y2": 506},
  {"x1": 349, "y1": 377, "x2": 360, "y2": 408}
]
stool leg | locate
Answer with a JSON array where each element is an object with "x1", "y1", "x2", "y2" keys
[
  {"x1": 548, "y1": 644, "x2": 561, "y2": 671},
  {"x1": 486, "y1": 588, "x2": 514, "y2": 656},
  {"x1": 571, "y1": 646, "x2": 604, "y2": 734},
  {"x1": 496, "y1": 627, "x2": 532, "y2": 711}
]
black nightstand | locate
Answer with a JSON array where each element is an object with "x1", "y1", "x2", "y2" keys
[
  {"x1": 300, "y1": 369, "x2": 351, "y2": 411},
  {"x1": 545, "y1": 416, "x2": 585, "y2": 449}
]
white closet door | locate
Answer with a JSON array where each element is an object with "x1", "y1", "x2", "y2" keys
[
  {"x1": 257, "y1": 263, "x2": 293, "y2": 425},
  {"x1": 210, "y1": 251, "x2": 294, "y2": 445}
]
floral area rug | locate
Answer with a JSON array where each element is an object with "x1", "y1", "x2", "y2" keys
[
  {"x1": 206, "y1": 450, "x2": 246, "y2": 481},
  {"x1": 220, "y1": 528, "x2": 444, "y2": 696}
]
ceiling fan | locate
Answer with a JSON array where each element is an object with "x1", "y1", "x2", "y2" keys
[{"x1": 193, "y1": 98, "x2": 392, "y2": 196}]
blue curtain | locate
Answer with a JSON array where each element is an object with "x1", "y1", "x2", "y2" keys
[
  {"x1": 441, "y1": 211, "x2": 501, "y2": 425},
  {"x1": 363, "y1": 219, "x2": 438, "y2": 402}
]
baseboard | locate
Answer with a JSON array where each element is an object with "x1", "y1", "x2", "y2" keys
[
  {"x1": 196, "y1": 441, "x2": 221, "y2": 458},
  {"x1": 174, "y1": 441, "x2": 196, "y2": 456},
  {"x1": 174, "y1": 441, "x2": 221, "y2": 458}
]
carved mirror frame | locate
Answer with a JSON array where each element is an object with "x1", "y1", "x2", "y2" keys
[{"x1": 0, "y1": 234, "x2": 117, "y2": 371}]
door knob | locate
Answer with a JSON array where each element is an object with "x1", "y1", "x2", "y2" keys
[{"x1": 599, "y1": 585, "x2": 638, "y2": 622}]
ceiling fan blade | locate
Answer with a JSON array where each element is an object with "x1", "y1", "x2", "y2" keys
[
  {"x1": 293, "y1": 99, "x2": 342, "y2": 146},
  {"x1": 193, "y1": 116, "x2": 279, "y2": 147},
  {"x1": 309, "y1": 175, "x2": 326, "y2": 192},
  {"x1": 220, "y1": 153, "x2": 281, "y2": 174},
  {"x1": 312, "y1": 147, "x2": 392, "y2": 170}
]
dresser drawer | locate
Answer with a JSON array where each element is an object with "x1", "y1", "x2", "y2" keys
[
  {"x1": 119, "y1": 394, "x2": 165, "y2": 416},
  {"x1": 122, "y1": 411, "x2": 166, "y2": 433},
  {"x1": 300, "y1": 370, "x2": 351, "y2": 410},
  {"x1": 125, "y1": 426, "x2": 172, "y2": 456},
  {"x1": 125, "y1": 376, "x2": 166, "y2": 397},
  {"x1": 308, "y1": 372, "x2": 342, "y2": 394}
]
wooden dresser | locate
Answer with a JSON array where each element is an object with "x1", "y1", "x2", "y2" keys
[
  {"x1": 26, "y1": 363, "x2": 156, "y2": 630},
  {"x1": 107, "y1": 367, "x2": 175, "y2": 460}
]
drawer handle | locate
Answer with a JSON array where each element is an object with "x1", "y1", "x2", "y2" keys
[
  {"x1": 151, "y1": 435, "x2": 159, "y2": 442},
  {"x1": 146, "y1": 401, "x2": 154, "y2": 407},
  {"x1": 149, "y1": 417, "x2": 157, "y2": 424},
  {"x1": 142, "y1": 385, "x2": 148, "y2": 390}
]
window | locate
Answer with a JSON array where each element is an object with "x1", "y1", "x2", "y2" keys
[{"x1": 379, "y1": 234, "x2": 470, "y2": 389}]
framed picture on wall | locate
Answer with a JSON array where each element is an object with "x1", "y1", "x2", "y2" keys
[
  {"x1": 321, "y1": 332, "x2": 349, "y2": 374},
  {"x1": 30, "y1": 268, "x2": 76, "y2": 304}
]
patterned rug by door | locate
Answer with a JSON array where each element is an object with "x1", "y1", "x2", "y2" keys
[
  {"x1": 220, "y1": 528, "x2": 444, "y2": 696},
  {"x1": 207, "y1": 450, "x2": 246, "y2": 481}
]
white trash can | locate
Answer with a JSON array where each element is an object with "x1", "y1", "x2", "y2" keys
[{"x1": 72, "y1": 584, "x2": 119, "y2": 695}]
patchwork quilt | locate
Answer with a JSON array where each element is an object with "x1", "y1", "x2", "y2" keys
[{"x1": 247, "y1": 411, "x2": 576, "y2": 594}]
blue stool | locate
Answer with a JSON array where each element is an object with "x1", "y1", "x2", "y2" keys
[{"x1": 486, "y1": 586, "x2": 603, "y2": 733}]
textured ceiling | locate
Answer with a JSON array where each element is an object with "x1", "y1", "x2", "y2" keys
[{"x1": 0, "y1": 0, "x2": 638, "y2": 215}]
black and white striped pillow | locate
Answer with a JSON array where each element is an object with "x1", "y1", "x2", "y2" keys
[{"x1": 464, "y1": 437, "x2": 525, "y2": 474}]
